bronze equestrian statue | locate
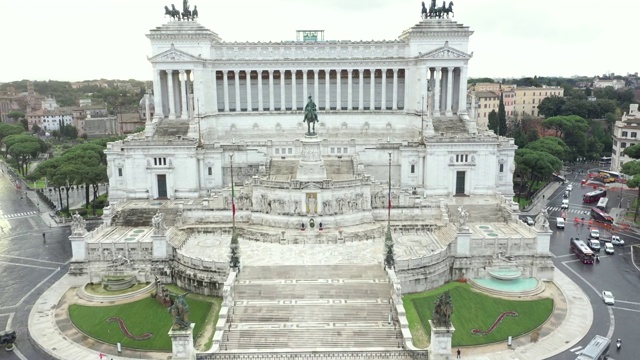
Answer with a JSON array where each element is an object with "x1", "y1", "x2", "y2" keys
[{"x1": 303, "y1": 96, "x2": 319, "y2": 135}]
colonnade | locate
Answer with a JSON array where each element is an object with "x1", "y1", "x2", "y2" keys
[
  {"x1": 151, "y1": 65, "x2": 468, "y2": 118},
  {"x1": 152, "y1": 69, "x2": 192, "y2": 120},
  {"x1": 211, "y1": 69, "x2": 404, "y2": 113}
]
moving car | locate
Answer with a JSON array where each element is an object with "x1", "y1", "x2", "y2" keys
[
  {"x1": 524, "y1": 217, "x2": 534, "y2": 226},
  {"x1": 602, "y1": 290, "x2": 615, "y2": 305},
  {"x1": 567, "y1": 184, "x2": 573, "y2": 191},
  {"x1": 590, "y1": 228, "x2": 600, "y2": 239},
  {"x1": 556, "y1": 217, "x2": 565, "y2": 229},
  {"x1": 561, "y1": 199, "x2": 569, "y2": 209},
  {"x1": 604, "y1": 243, "x2": 614, "y2": 254},
  {"x1": 589, "y1": 239, "x2": 601, "y2": 252},
  {"x1": 611, "y1": 235, "x2": 625, "y2": 246}
]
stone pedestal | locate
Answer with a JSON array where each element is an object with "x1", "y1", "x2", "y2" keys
[
  {"x1": 152, "y1": 234, "x2": 168, "y2": 259},
  {"x1": 169, "y1": 323, "x2": 196, "y2": 360},
  {"x1": 428, "y1": 320, "x2": 455, "y2": 359},
  {"x1": 70, "y1": 233, "x2": 89, "y2": 261},
  {"x1": 297, "y1": 134, "x2": 326, "y2": 182}
]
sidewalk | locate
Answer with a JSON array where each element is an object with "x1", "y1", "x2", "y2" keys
[{"x1": 521, "y1": 181, "x2": 563, "y2": 216}]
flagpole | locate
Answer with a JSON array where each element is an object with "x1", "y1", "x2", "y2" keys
[
  {"x1": 388, "y1": 152, "x2": 392, "y2": 227},
  {"x1": 230, "y1": 154, "x2": 236, "y2": 231}
]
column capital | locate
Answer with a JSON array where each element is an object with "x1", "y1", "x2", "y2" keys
[
  {"x1": 435, "y1": 66, "x2": 442, "y2": 71},
  {"x1": 447, "y1": 66, "x2": 455, "y2": 71},
  {"x1": 179, "y1": 69, "x2": 186, "y2": 74}
]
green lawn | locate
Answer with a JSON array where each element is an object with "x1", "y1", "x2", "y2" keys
[
  {"x1": 403, "y1": 282, "x2": 553, "y2": 347},
  {"x1": 69, "y1": 293, "x2": 214, "y2": 351}
]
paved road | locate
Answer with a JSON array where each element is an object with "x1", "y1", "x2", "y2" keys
[
  {"x1": 543, "y1": 177, "x2": 640, "y2": 360},
  {"x1": 0, "y1": 171, "x2": 72, "y2": 360}
]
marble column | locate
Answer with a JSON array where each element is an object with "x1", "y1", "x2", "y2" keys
[
  {"x1": 392, "y1": 69, "x2": 398, "y2": 111},
  {"x1": 313, "y1": 69, "x2": 319, "y2": 104},
  {"x1": 257, "y1": 70, "x2": 263, "y2": 111},
  {"x1": 433, "y1": 67, "x2": 441, "y2": 115},
  {"x1": 421, "y1": 65, "x2": 428, "y2": 114},
  {"x1": 347, "y1": 70, "x2": 353, "y2": 110},
  {"x1": 246, "y1": 70, "x2": 252, "y2": 112},
  {"x1": 303, "y1": 70, "x2": 308, "y2": 106},
  {"x1": 234, "y1": 71, "x2": 241, "y2": 112},
  {"x1": 166, "y1": 70, "x2": 176, "y2": 119},
  {"x1": 458, "y1": 66, "x2": 468, "y2": 113},
  {"x1": 153, "y1": 69, "x2": 164, "y2": 119},
  {"x1": 446, "y1": 66, "x2": 454, "y2": 116},
  {"x1": 211, "y1": 70, "x2": 218, "y2": 114},
  {"x1": 223, "y1": 70, "x2": 230, "y2": 112},
  {"x1": 268, "y1": 70, "x2": 275, "y2": 111},
  {"x1": 381, "y1": 69, "x2": 387, "y2": 111},
  {"x1": 358, "y1": 69, "x2": 364, "y2": 110},
  {"x1": 292, "y1": 70, "x2": 297, "y2": 110},
  {"x1": 280, "y1": 70, "x2": 286, "y2": 110},
  {"x1": 336, "y1": 69, "x2": 342, "y2": 110},
  {"x1": 369, "y1": 69, "x2": 375, "y2": 110},
  {"x1": 325, "y1": 69, "x2": 331, "y2": 110},
  {"x1": 180, "y1": 70, "x2": 188, "y2": 119}
]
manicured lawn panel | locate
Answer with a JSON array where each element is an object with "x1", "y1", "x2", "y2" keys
[
  {"x1": 69, "y1": 296, "x2": 213, "y2": 351},
  {"x1": 403, "y1": 282, "x2": 553, "y2": 347}
]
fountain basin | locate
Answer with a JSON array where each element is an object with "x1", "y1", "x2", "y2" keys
[{"x1": 487, "y1": 268, "x2": 522, "y2": 280}]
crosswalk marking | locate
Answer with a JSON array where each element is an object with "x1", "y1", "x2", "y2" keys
[
  {"x1": 546, "y1": 206, "x2": 589, "y2": 215},
  {"x1": 0, "y1": 211, "x2": 38, "y2": 220}
]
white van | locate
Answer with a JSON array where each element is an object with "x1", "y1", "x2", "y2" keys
[
  {"x1": 604, "y1": 243, "x2": 614, "y2": 254},
  {"x1": 556, "y1": 217, "x2": 565, "y2": 229}
]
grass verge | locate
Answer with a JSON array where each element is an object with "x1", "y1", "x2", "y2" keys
[
  {"x1": 69, "y1": 290, "x2": 215, "y2": 351},
  {"x1": 403, "y1": 282, "x2": 553, "y2": 347}
]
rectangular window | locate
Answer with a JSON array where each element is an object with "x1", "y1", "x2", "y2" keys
[
  {"x1": 343, "y1": 147, "x2": 348, "y2": 154},
  {"x1": 163, "y1": 158, "x2": 167, "y2": 166},
  {"x1": 208, "y1": 167, "x2": 212, "y2": 176},
  {"x1": 410, "y1": 164, "x2": 415, "y2": 174},
  {"x1": 118, "y1": 168, "x2": 123, "y2": 177},
  {"x1": 331, "y1": 148, "x2": 335, "y2": 154},
  {"x1": 275, "y1": 148, "x2": 280, "y2": 154},
  {"x1": 499, "y1": 164, "x2": 504, "y2": 172},
  {"x1": 622, "y1": 131, "x2": 628, "y2": 137},
  {"x1": 621, "y1": 142, "x2": 627, "y2": 148},
  {"x1": 288, "y1": 148, "x2": 292, "y2": 154},
  {"x1": 337, "y1": 148, "x2": 342, "y2": 154},
  {"x1": 632, "y1": 132, "x2": 637, "y2": 138},
  {"x1": 153, "y1": 158, "x2": 158, "y2": 166}
]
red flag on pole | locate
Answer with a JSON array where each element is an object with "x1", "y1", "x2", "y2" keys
[{"x1": 232, "y1": 184, "x2": 236, "y2": 217}]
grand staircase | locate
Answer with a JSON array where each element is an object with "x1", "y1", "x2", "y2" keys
[{"x1": 220, "y1": 265, "x2": 403, "y2": 351}]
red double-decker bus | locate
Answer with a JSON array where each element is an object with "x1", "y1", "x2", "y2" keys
[
  {"x1": 571, "y1": 238, "x2": 595, "y2": 264},
  {"x1": 583, "y1": 189, "x2": 607, "y2": 203}
]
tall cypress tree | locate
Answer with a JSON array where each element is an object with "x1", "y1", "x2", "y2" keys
[
  {"x1": 488, "y1": 110, "x2": 498, "y2": 134},
  {"x1": 498, "y1": 92, "x2": 507, "y2": 136}
]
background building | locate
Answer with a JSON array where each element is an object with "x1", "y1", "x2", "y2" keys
[{"x1": 611, "y1": 104, "x2": 640, "y2": 172}]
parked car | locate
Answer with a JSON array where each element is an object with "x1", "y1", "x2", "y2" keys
[
  {"x1": 590, "y1": 228, "x2": 600, "y2": 239},
  {"x1": 611, "y1": 235, "x2": 625, "y2": 246},
  {"x1": 524, "y1": 217, "x2": 535, "y2": 226},
  {"x1": 589, "y1": 239, "x2": 601, "y2": 252},
  {"x1": 602, "y1": 290, "x2": 615, "y2": 305},
  {"x1": 604, "y1": 243, "x2": 614, "y2": 255}
]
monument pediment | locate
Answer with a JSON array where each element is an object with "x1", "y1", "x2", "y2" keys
[
  {"x1": 149, "y1": 45, "x2": 202, "y2": 63},
  {"x1": 419, "y1": 42, "x2": 472, "y2": 60},
  {"x1": 300, "y1": 182, "x2": 323, "y2": 190}
]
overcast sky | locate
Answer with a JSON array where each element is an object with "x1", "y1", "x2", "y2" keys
[{"x1": 1, "y1": 0, "x2": 637, "y2": 82}]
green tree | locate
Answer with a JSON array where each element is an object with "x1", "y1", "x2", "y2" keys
[
  {"x1": 0, "y1": 123, "x2": 24, "y2": 142},
  {"x1": 7, "y1": 111, "x2": 25, "y2": 121},
  {"x1": 514, "y1": 148, "x2": 563, "y2": 202},
  {"x1": 498, "y1": 92, "x2": 507, "y2": 136},
  {"x1": 488, "y1": 110, "x2": 498, "y2": 134},
  {"x1": 5, "y1": 136, "x2": 42, "y2": 175},
  {"x1": 32, "y1": 124, "x2": 41, "y2": 134},
  {"x1": 623, "y1": 144, "x2": 640, "y2": 159},
  {"x1": 524, "y1": 137, "x2": 569, "y2": 160},
  {"x1": 621, "y1": 161, "x2": 640, "y2": 222}
]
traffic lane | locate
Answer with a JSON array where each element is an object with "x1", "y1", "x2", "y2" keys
[
  {"x1": 0, "y1": 220, "x2": 71, "y2": 264},
  {"x1": 554, "y1": 259, "x2": 614, "y2": 358},
  {"x1": 610, "y1": 307, "x2": 640, "y2": 359}
]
